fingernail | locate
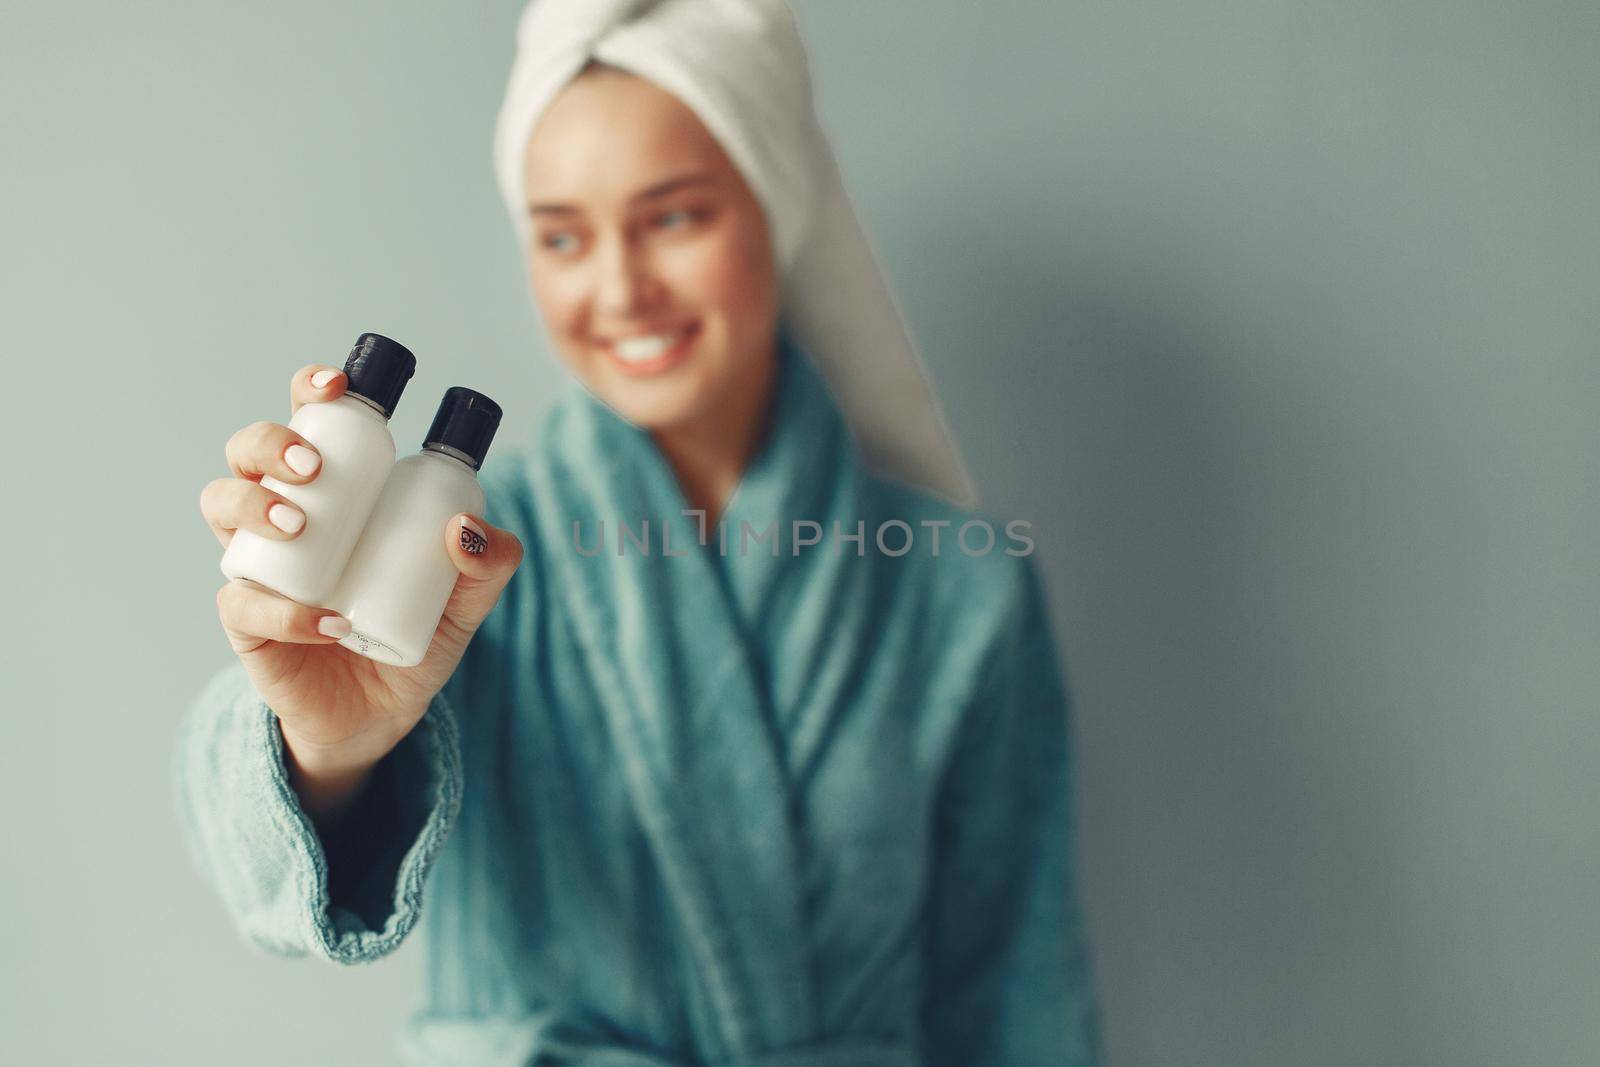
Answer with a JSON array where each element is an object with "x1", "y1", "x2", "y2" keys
[
  {"x1": 458, "y1": 515, "x2": 488, "y2": 556},
  {"x1": 317, "y1": 615, "x2": 351, "y2": 638},
  {"x1": 311, "y1": 369, "x2": 341, "y2": 389},
  {"x1": 284, "y1": 444, "x2": 321, "y2": 477},
  {"x1": 268, "y1": 503, "x2": 305, "y2": 534}
]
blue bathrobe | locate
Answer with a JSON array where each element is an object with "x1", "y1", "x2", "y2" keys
[{"x1": 174, "y1": 335, "x2": 1100, "y2": 1066}]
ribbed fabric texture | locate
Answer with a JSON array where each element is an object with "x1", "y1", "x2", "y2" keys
[{"x1": 173, "y1": 672, "x2": 462, "y2": 963}]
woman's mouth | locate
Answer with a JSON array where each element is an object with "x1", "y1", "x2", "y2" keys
[{"x1": 601, "y1": 322, "x2": 700, "y2": 376}]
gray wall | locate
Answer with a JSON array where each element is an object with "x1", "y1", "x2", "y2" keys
[{"x1": 2, "y1": 1, "x2": 1595, "y2": 1063}]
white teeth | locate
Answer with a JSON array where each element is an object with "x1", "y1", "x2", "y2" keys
[{"x1": 612, "y1": 331, "x2": 678, "y2": 363}]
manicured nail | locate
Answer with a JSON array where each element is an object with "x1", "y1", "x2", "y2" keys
[
  {"x1": 310, "y1": 369, "x2": 341, "y2": 389},
  {"x1": 268, "y1": 503, "x2": 305, "y2": 534},
  {"x1": 317, "y1": 615, "x2": 351, "y2": 638},
  {"x1": 458, "y1": 515, "x2": 488, "y2": 556},
  {"x1": 284, "y1": 444, "x2": 321, "y2": 477}
]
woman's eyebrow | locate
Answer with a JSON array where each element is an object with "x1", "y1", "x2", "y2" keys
[
  {"x1": 632, "y1": 173, "x2": 716, "y2": 201},
  {"x1": 527, "y1": 173, "x2": 717, "y2": 217}
]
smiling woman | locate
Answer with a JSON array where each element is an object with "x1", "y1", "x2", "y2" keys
[
  {"x1": 175, "y1": 1, "x2": 1101, "y2": 1064},
  {"x1": 521, "y1": 64, "x2": 782, "y2": 522}
]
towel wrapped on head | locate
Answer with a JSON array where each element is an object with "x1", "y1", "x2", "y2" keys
[{"x1": 493, "y1": 0, "x2": 976, "y2": 506}]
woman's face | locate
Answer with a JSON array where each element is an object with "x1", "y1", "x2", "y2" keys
[{"x1": 521, "y1": 67, "x2": 780, "y2": 434}]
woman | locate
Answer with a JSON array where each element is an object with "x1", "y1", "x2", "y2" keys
[{"x1": 178, "y1": 1, "x2": 1100, "y2": 1063}]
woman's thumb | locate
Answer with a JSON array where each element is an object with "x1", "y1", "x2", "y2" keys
[{"x1": 440, "y1": 514, "x2": 523, "y2": 632}]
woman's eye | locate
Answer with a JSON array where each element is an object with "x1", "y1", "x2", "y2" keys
[
  {"x1": 655, "y1": 208, "x2": 695, "y2": 229},
  {"x1": 540, "y1": 231, "x2": 580, "y2": 253}
]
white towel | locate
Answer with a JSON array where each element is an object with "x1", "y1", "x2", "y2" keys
[{"x1": 493, "y1": 0, "x2": 976, "y2": 506}]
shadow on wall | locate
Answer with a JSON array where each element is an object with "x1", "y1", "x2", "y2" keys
[{"x1": 895, "y1": 189, "x2": 1416, "y2": 1062}]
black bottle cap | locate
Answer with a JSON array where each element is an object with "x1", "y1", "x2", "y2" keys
[
  {"x1": 424, "y1": 387, "x2": 502, "y2": 470},
  {"x1": 342, "y1": 333, "x2": 416, "y2": 418}
]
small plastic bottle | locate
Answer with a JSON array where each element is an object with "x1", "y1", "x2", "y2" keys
[
  {"x1": 220, "y1": 333, "x2": 416, "y2": 606},
  {"x1": 327, "y1": 387, "x2": 503, "y2": 667}
]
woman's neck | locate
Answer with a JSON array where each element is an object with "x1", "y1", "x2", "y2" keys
[{"x1": 650, "y1": 338, "x2": 781, "y2": 528}]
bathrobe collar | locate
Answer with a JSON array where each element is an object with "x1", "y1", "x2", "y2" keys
[{"x1": 524, "y1": 333, "x2": 865, "y2": 1056}]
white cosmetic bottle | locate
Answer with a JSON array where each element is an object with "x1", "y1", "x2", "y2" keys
[
  {"x1": 220, "y1": 333, "x2": 417, "y2": 606},
  {"x1": 327, "y1": 387, "x2": 503, "y2": 667}
]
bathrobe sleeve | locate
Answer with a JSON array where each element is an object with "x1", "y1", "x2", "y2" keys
[
  {"x1": 920, "y1": 560, "x2": 1100, "y2": 1065},
  {"x1": 172, "y1": 660, "x2": 463, "y2": 964}
]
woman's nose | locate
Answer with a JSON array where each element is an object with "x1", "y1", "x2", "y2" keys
[{"x1": 594, "y1": 233, "x2": 662, "y2": 317}]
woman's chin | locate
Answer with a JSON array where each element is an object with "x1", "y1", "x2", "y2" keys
[{"x1": 592, "y1": 374, "x2": 712, "y2": 432}]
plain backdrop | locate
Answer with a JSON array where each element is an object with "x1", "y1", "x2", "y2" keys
[{"x1": 2, "y1": 2, "x2": 1596, "y2": 1064}]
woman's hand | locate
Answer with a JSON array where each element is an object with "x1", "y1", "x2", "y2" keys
[{"x1": 198, "y1": 364, "x2": 523, "y2": 820}]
